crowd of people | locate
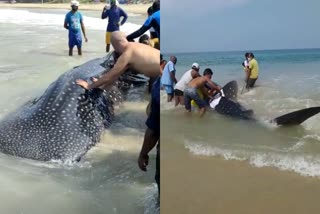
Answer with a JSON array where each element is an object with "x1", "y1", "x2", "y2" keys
[
  {"x1": 64, "y1": 0, "x2": 161, "y2": 198},
  {"x1": 160, "y1": 53, "x2": 259, "y2": 117}
]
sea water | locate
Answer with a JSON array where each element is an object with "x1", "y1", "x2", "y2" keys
[{"x1": 161, "y1": 49, "x2": 320, "y2": 177}]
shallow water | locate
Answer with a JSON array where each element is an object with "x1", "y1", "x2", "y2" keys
[
  {"x1": 0, "y1": 8, "x2": 158, "y2": 214},
  {"x1": 162, "y1": 49, "x2": 320, "y2": 177}
]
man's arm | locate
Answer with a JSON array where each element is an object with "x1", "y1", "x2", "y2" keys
[
  {"x1": 138, "y1": 128, "x2": 159, "y2": 171},
  {"x1": 200, "y1": 86, "x2": 211, "y2": 98},
  {"x1": 169, "y1": 71, "x2": 177, "y2": 84},
  {"x1": 64, "y1": 21, "x2": 69, "y2": 30},
  {"x1": 246, "y1": 63, "x2": 252, "y2": 82},
  {"x1": 205, "y1": 77, "x2": 221, "y2": 92},
  {"x1": 126, "y1": 26, "x2": 149, "y2": 41},
  {"x1": 168, "y1": 62, "x2": 177, "y2": 83},
  {"x1": 101, "y1": 7, "x2": 109, "y2": 19},
  {"x1": 126, "y1": 16, "x2": 152, "y2": 41},
  {"x1": 120, "y1": 8, "x2": 128, "y2": 25},
  {"x1": 64, "y1": 15, "x2": 69, "y2": 29},
  {"x1": 80, "y1": 21, "x2": 88, "y2": 42},
  {"x1": 77, "y1": 51, "x2": 130, "y2": 89}
]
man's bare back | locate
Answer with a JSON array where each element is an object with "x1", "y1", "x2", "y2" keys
[
  {"x1": 188, "y1": 76, "x2": 208, "y2": 89},
  {"x1": 76, "y1": 31, "x2": 160, "y2": 90},
  {"x1": 126, "y1": 42, "x2": 160, "y2": 77}
]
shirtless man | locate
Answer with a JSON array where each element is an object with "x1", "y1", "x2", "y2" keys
[
  {"x1": 184, "y1": 68, "x2": 221, "y2": 117},
  {"x1": 76, "y1": 31, "x2": 160, "y2": 90}
]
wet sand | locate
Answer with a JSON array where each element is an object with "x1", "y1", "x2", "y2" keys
[
  {"x1": 0, "y1": 2, "x2": 150, "y2": 14},
  {"x1": 161, "y1": 140, "x2": 320, "y2": 214}
]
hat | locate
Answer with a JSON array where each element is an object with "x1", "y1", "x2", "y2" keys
[
  {"x1": 70, "y1": 0, "x2": 79, "y2": 6},
  {"x1": 110, "y1": 0, "x2": 118, "y2": 5},
  {"x1": 191, "y1": 62, "x2": 200, "y2": 70}
]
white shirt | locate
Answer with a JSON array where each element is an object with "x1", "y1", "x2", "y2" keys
[
  {"x1": 174, "y1": 69, "x2": 193, "y2": 91},
  {"x1": 244, "y1": 60, "x2": 249, "y2": 67}
]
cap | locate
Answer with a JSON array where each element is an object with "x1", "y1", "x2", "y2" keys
[
  {"x1": 110, "y1": 0, "x2": 118, "y2": 5},
  {"x1": 191, "y1": 62, "x2": 200, "y2": 70},
  {"x1": 70, "y1": 0, "x2": 79, "y2": 6}
]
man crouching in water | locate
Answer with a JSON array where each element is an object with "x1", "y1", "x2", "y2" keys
[{"x1": 184, "y1": 68, "x2": 221, "y2": 117}]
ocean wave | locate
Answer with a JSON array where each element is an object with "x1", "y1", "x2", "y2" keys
[
  {"x1": 0, "y1": 9, "x2": 144, "y2": 36},
  {"x1": 185, "y1": 141, "x2": 320, "y2": 177}
]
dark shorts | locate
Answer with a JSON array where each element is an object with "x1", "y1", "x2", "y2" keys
[
  {"x1": 68, "y1": 31, "x2": 82, "y2": 49},
  {"x1": 184, "y1": 87, "x2": 207, "y2": 110},
  {"x1": 246, "y1": 78, "x2": 257, "y2": 88},
  {"x1": 174, "y1": 89, "x2": 184, "y2": 96}
]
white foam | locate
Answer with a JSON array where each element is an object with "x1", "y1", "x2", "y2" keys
[
  {"x1": 250, "y1": 153, "x2": 320, "y2": 177},
  {"x1": 185, "y1": 141, "x2": 320, "y2": 177},
  {"x1": 185, "y1": 142, "x2": 246, "y2": 161},
  {"x1": 0, "y1": 9, "x2": 144, "y2": 36}
]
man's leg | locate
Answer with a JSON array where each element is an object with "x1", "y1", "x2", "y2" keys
[
  {"x1": 69, "y1": 48, "x2": 73, "y2": 56},
  {"x1": 199, "y1": 107, "x2": 206, "y2": 117},
  {"x1": 184, "y1": 90, "x2": 192, "y2": 113},
  {"x1": 77, "y1": 47, "x2": 82, "y2": 55},
  {"x1": 174, "y1": 90, "x2": 180, "y2": 106},
  {"x1": 246, "y1": 78, "x2": 257, "y2": 89},
  {"x1": 155, "y1": 144, "x2": 160, "y2": 196},
  {"x1": 164, "y1": 85, "x2": 173, "y2": 102},
  {"x1": 106, "y1": 32, "x2": 111, "y2": 53},
  {"x1": 191, "y1": 89, "x2": 207, "y2": 117},
  {"x1": 68, "y1": 37, "x2": 73, "y2": 56}
]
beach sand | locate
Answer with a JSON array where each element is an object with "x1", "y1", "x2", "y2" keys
[
  {"x1": 161, "y1": 138, "x2": 320, "y2": 214},
  {"x1": 0, "y1": 2, "x2": 151, "y2": 14}
]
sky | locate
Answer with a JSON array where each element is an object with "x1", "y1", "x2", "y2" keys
[{"x1": 161, "y1": 0, "x2": 320, "y2": 53}]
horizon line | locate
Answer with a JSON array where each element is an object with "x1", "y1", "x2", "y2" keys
[{"x1": 162, "y1": 47, "x2": 320, "y2": 55}]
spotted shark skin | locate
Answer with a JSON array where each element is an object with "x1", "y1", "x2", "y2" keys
[{"x1": 0, "y1": 53, "x2": 132, "y2": 162}]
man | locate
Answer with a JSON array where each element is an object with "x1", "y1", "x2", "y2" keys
[
  {"x1": 64, "y1": 0, "x2": 88, "y2": 56},
  {"x1": 101, "y1": 0, "x2": 128, "y2": 53},
  {"x1": 126, "y1": 1, "x2": 160, "y2": 42},
  {"x1": 184, "y1": 68, "x2": 221, "y2": 117},
  {"x1": 246, "y1": 52, "x2": 259, "y2": 89},
  {"x1": 174, "y1": 62, "x2": 200, "y2": 106},
  {"x1": 76, "y1": 31, "x2": 160, "y2": 193},
  {"x1": 147, "y1": 6, "x2": 158, "y2": 40},
  {"x1": 242, "y1": 52, "x2": 249, "y2": 72},
  {"x1": 161, "y1": 56, "x2": 177, "y2": 102},
  {"x1": 138, "y1": 77, "x2": 160, "y2": 195},
  {"x1": 76, "y1": 31, "x2": 160, "y2": 91},
  {"x1": 139, "y1": 34, "x2": 151, "y2": 46}
]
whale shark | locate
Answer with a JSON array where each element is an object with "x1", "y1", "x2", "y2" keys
[
  {"x1": 210, "y1": 80, "x2": 320, "y2": 126},
  {"x1": 0, "y1": 52, "x2": 148, "y2": 162}
]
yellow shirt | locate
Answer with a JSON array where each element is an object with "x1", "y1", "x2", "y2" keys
[
  {"x1": 248, "y1": 58, "x2": 259, "y2": 79},
  {"x1": 150, "y1": 38, "x2": 160, "y2": 50}
]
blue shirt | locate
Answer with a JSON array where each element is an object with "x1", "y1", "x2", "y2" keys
[
  {"x1": 101, "y1": 6, "x2": 128, "y2": 32},
  {"x1": 161, "y1": 61, "x2": 175, "y2": 86},
  {"x1": 143, "y1": 10, "x2": 160, "y2": 37},
  {"x1": 65, "y1": 11, "x2": 83, "y2": 34},
  {"x1": 146, "y1": 77, "x2": 160, "y2": 137}
]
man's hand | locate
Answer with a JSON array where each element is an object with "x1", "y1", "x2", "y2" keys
[
  {"x1": 138, "y1": 153, "x2": 149, "y2": 171},
  {"x1": 76, "y1": 79, "x2": 90, "y2": 89},
  {"x1": 84, "y1": 36, "x2": 88, "y2": 42}
]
